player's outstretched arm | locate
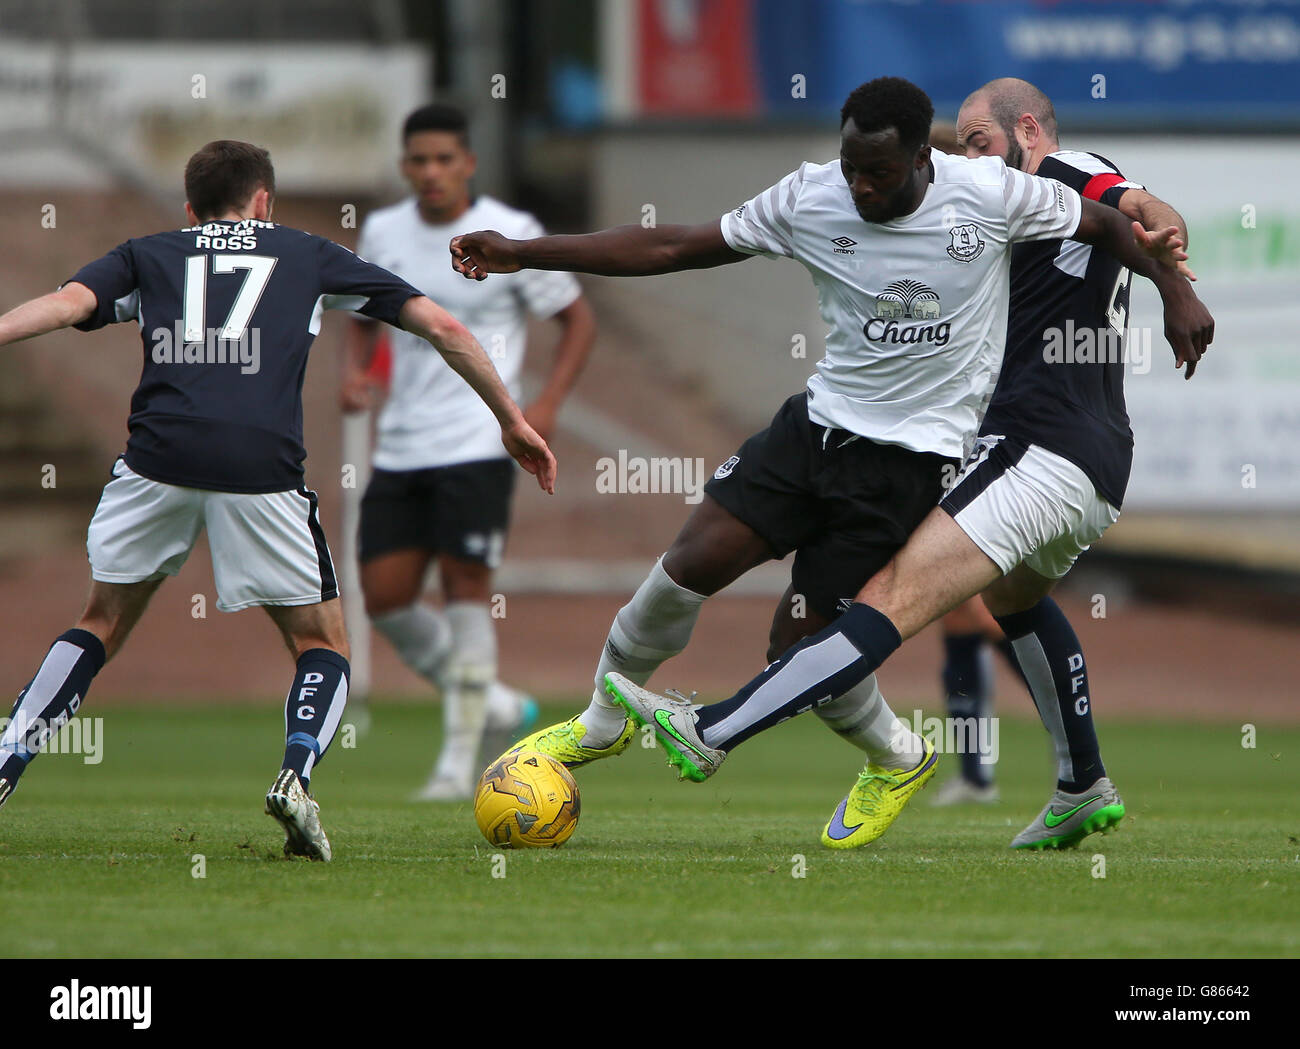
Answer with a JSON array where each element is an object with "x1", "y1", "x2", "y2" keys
[
  {"x1": 0, "y1": 283, "x2": 97, "y2": 347},
  {"x1": 398, "y1": 295, "x2": 557, "y2": 493},
  {"x1": 450, "y1": 222, "x2": 745, "y2": 280},
  {"x1": 1073, "y1": 199, "x2": 1214, "y2": 379}
]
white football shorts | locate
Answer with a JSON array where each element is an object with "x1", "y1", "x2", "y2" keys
[
  {"x1": 939, "y1": 436, "x2": 1120, "y2": 579},
  {"x1": 87, "y1": 458, "x2": 338, "y2": 612}
]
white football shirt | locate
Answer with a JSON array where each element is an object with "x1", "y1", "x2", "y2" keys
[
  {"x1": 357, "y1": 196, "x2": 582, "y2": 470},
  {"x1": 720, "y1": 150, "x2": 1083, "y2": 459}
]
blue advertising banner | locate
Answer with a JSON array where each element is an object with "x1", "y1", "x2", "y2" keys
[{"x1": 754, "y1": 0, "x2": 1300, "y2": 125}]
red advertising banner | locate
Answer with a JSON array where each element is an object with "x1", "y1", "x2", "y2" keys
[{"x1": 636, "y1": 0, "x2": 758, "y2": 116}]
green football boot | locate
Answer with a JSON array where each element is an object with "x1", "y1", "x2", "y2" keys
[
  {"x1": 604, "y1": 673, "x2": 724, "y2": 782},
  {"x1": 1010, "y1": 778, "x2": 1125, "y2": 850}
]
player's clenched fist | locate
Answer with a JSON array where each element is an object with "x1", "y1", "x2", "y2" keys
[{"x1": 450, "y1": 231, "x2": 520, "y2": 280}]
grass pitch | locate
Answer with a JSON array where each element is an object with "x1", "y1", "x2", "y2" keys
[{"x1": 0, "y1": 701, "x2": 1295, "y2": 958}]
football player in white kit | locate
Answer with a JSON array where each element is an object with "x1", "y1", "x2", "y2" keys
[
  {"x1": 600, "y1": 82, "x2": 1212, "y2": 849},
  {"x1": 450, "y1": 77, "x2": 1211, "y2": 843},
  {"x1": 342, "y1": 105, "x2": 595, "y2": 800}
]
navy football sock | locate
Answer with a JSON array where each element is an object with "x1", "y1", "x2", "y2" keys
[
  {"x1": 0, "y1": 629, "x2": 107, "y2": 789},
  {"x1": 994, "y1": 598, "x2": 1105, "y2": 793},
  {"x1": 696, "y1": 603, "x2": 901, "y2": 752},
  {"x1": 943, "y1": 632, "x2": 993, "y2": 787},
  {"x1": 281, "y1": 648, "x2": 350, "y2": 794}
]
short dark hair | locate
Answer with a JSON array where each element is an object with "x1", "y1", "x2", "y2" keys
[
  {"x1": 402, "y1": 103, "x2": 470, "y2": 147},
  {"x1": 184, "y1": 140, "x2": 275, "y2": 221},
  {"x1": 839, "y1": 77, "x2": 934, "y2": 154}
]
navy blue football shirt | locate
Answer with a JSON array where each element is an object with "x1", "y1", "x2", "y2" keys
[
  {"x1": 980, "y1": 151, "x2": 1142, "y2": 509},
  {"x1": 68, "y1": 218, "x2": 422, "y2": 493}
]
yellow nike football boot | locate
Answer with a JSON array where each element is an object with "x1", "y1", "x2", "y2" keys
[
  {"x1": 494, "y1": 715, "x2": 636, "y2": 772},
  {"x1": 821, "y1": 739, "x2": 938, "y2": 848}
]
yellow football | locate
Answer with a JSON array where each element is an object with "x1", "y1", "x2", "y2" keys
[{"x1": 474, "y1": 749, "x2": 580, "y2": 848}]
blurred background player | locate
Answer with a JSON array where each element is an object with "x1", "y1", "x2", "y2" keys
[
  {"x1": 342, "y1": 104, "x2": 596, "y2": 801},
  {"x1": 0, "y1": 140, "x2": 555, "y2": 859}
]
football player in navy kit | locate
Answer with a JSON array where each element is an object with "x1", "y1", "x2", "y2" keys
[
  {"x1": 606, "y1": 78, "x2": 1213, "y2": 852},
  {"x1": 0, "y1": 140, "x2": 555, "y2": 860}
]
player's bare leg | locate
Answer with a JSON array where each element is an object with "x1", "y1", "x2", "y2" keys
[
  {"x1": 856, "y1": 510, "x2": 1004, "y2": 640},
  {"x1": 265, "y1": 594, "x2": 350, "y2": 660},
  {"x1": 981, "y1": 561, "x2": 1055, "y2": 616},
  {"x1": 262, "y1": 598, "x2": 351, "y2": 861},
  {"x1": 578, "y1": 496, "x2": 776, "y2": 748},
  {"x1": 1, "y1": 577, "x2": 162, "y2": 809},
  {"x1": 75, "y1": 577, "x2": 167, "y2": 660}
]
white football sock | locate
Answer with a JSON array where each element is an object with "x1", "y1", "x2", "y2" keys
[
  {"x1": 372, "y1": 603, "x2": 453, "y2": 688},
  {"x1": 578, "y1": 556, "x2": 707, "y2": 746},
  {"x1": 816, "y1": 674, "x2": 925, "y2": 770},
  {"x1": 432, "y1": 602, "x2": 496, "y2": 786}
]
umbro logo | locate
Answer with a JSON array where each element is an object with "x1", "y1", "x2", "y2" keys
[{"x1": 830, "y1": 236, "x2": 857, "y2": 254}]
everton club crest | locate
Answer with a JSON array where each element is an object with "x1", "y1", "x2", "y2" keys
[{"x1": 946, "y1": 223, "x2": 985, "y2": 263}]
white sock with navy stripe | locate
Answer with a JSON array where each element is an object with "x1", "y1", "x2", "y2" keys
[{"x1": 281, "y1": 648, "x2": 350, "y2": 793}]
